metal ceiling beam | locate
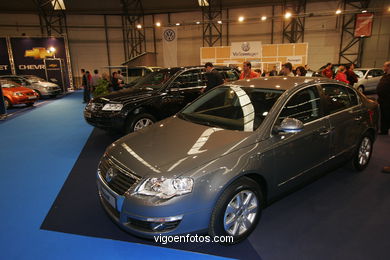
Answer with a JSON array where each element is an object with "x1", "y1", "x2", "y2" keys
[
  {"x1": 338, "y1": 0, "x2": 370, "y2": 66},
  {"x1": 121, "y1": 0, "x2": 146, "y2": 61},
  {"x1": 201, "y1": 0, "x2": 223, "y2": 47},
  {"x1": 33, "y1": 0, "x2": 67, "y2": 36},
  {"x1": 282, "y1": 0, "x2": 306, "y2": 43}
]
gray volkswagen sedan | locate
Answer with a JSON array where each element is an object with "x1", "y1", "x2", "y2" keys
[{"x1": 97, "y1": 77, "x2": 378, "y2": 244}]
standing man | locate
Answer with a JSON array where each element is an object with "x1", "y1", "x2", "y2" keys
[
  {"x1": 345, "y1": 64, "x2": 358, "y2": 87},
  {"x1": 239, "y1": 61, "x2": 259, "y2": 79},
  {"x1": 81, "y1": 69, "x2": 90, "y2": 103},
  {"x1": 282, "y1": 62, "x2": 294, "y2": 76},
  {"x1": 91, "y1": 69, "x2": 101, "y2": 95},
  {"x1": 322, "y1": 63, "x2": 333, "y2": 79},
  {"x1": 204, "y1": 62, "x2": 224, "y2": 93},
  {"x1": 376, "y1": 61, "x2": 390, "y2": 135}
]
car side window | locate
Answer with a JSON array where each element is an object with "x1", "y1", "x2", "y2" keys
[
  {"x1": 367, "y1": 70, "x2": 375, "y2": 77},
  {"x1": 321, "y1": 84, "x2": 351, "y2": 114},
  {"x1": 173, "y1": 70, "x2": 201, "y2": 88},
  {"x1": 219, "y1": 70, "x2": 239, "y2": 82},
  {"x1": 346, "y1": 87, "x2": 359, "y2": 106},
  {"x1": 278, "y1": 86, "x2": 321, "y2": 124},
  {"x1": 374, "y1": 69, "x2": 384, "y2": 77}
]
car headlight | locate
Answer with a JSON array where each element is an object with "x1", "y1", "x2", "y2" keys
[
  {"x1": 102, "y1": 103, "x2": 123, "y2": 111},
  {"x1": 13, "y1": 92, "x2": 23, "y2": 97},
  {"x1": 135, "y1": 177, "x2": 193, "y2": 199}
]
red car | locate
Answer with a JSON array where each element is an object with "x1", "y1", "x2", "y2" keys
[{"x1": 0, "y1": 80, "x2": 39, "y2": 109}]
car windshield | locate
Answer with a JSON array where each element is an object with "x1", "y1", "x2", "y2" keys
[
  {"x1": 179, "y1": 85, "x2": 284, "y2": 132},
  {"x1": 354, "y1": 70, "x2": 366, "y2": 78},
  {"x1": 133, "y1": 68, "x2": 181, "y2": 90}
]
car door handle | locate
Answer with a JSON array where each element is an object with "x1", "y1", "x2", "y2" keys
[
  {"x1": 354, "y1": 116, "x2": 362, "y2": 121},
  {"x1": 318, "y1": 127, "x2": 334, "y2": 136}
]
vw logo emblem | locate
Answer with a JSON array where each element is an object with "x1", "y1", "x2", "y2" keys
[
  {"x1": 241, "y1": 42, "x2": 250, "y2": 52},
  {"x1": 164, "y1": 29, "x2": 176, "y2": 42},
  {"x1": 105, "y1": 168, "x2": 116, "y2": 182}
]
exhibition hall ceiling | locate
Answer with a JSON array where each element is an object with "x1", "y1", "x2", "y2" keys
[{"x1": 1, "y1": 0, "x2": 322, "y2": 15}]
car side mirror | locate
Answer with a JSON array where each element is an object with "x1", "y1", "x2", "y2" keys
[{"x1": 274, "y1": 118, "x2": 304, "y2": 134}]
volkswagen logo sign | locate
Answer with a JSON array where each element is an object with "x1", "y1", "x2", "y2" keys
[
  {"x1": 105, "y1": 168, "x2": 117, "y2": 183},
  {"x1": 241, "y1": 42, "x2": 250, "y2": 52},
  {"x1": 164, "y1": 29, "x2": 176, "y2": 42}
]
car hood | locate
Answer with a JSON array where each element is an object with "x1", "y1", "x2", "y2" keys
[
  {"x1": 3, "y1": 86, "x2": 35, "y2": 94},
  {"x1": 96, "y1": 87, "x2": 158, "y2": 103},
  {"x1": 33, "y1": 81, "x2": 59, "y2": 87},
  {"x1": 105, "y1": 116, "x2": 253, "y2": 178}
]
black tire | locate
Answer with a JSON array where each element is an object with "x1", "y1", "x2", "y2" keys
[
  {"x1": 125, "y1": 113, "x2": 156, "y2": 133},
  {"x1": 4, "y1": 97, "x2": 11, "y2": 109},
  {"x1": 209, "y1": 177, "x2": 264, "y2": 245},
  {"x1": 350, "y1": 133, "x2": 374, "y2": 171},
  {"x1": 26, "y1": 102, "x2": 34, "y2": 107}
]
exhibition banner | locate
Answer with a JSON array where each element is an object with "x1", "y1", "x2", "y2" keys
[
  {"x1": 0, "y1": 37, "x2": 12, "y2": 75},
  {"x1": 286, "y1": 56, "x2": 303, "y2": 65},
  {"x1": 44, "y1": 58, "x2": 65, "y2": 89},
  {"x1": 231, "y1": 41, "x2": 262, "y2": 59},
  {"x1": 162, "y1": 27, "x2": 178, "y2": 67},
  {"x1": 10, "y1": 37, "x2": 70, "y2": 89},
  {"x1": 354, "y1": 13, "x2": 374, "y2": 38}
]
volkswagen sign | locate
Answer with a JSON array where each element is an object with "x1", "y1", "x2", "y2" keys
[
  {"x1": 164, "y1": 29, "x2": 176, "y2": 42},
  {"x1": 105, "y1": 168, "x2": 117, "y2": 182}
]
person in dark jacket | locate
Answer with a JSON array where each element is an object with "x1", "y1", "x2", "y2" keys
[
  {"x1": 345, "y1": 64, "x2": 358, "y2": 86},
  {"x1": 81, "y1": 69, "x2": 90, "y2": 103},
  {"x1": 203, "y1": 62, "x2": 224, "y2": 93},
  {"x1": 376, "y1": 61, "x2": 390, "y2": 135},
  {"x1": 111, "y1": 72, "x2": 121, "y2": 91}
]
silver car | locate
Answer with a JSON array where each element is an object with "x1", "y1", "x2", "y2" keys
[
  {"x1": 353, "y1": 68, "x2": 384, "y2": 93},
  {"x1": 97, "y1": 77, "x2": 378, "y2": 244},
  {"x1": 0, "y1": 75, "x2": 62, "y2": 98}
]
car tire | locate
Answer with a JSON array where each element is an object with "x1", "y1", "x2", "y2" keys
[
  {"x1": 4, "y1": 97, "x2": 11, "y2": 109},
  {"x1": 349, "y1": 133, "x2": 374, "y2": 171},
  {"x1": 125, "y1": 113, "x2": 156, "y2": 133},
  {"x1": 209, "y1": 177, "x2": 264, "y2": 245},
  {"x1": 357, "y1": 86, "x2": 365, "y2": 93},
  {"x1": 26, "y1": 102, "x2": 34, "y2": 107}
]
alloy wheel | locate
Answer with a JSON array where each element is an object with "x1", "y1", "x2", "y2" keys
[
  {"x1": 133, "y1": 118, "x2": 153, "y2": 131},
  {"x1": 358, "y1": 137, "x2": 372, "y2": 166},
  {"x1": 223, "y1": 190, "x2": 258, "y2": 236}
]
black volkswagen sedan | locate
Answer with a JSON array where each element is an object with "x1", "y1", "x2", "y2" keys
[{"x1": 84, "y1": 66, "x2": 239, "y2": 133}]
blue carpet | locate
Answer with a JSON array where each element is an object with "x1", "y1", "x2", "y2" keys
[{"x1": 0, "y1": 91, "x2": 222, "y2": 260}]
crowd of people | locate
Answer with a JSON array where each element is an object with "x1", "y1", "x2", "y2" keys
[{"x1": 81, "y1": 69, "x2": 125, "y2": 103}]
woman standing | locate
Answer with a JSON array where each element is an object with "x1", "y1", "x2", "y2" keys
[{"x1": 335, "y1": 66, "x2": 349, "y2": 84}]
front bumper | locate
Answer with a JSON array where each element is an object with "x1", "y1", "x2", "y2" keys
[
  {"x1": 12, "y1": 95, "x2": 38, "y2": 104},
  {"x1": 84, "y1": 110, "x2": 125, "y2": 130},
  {"x1": 97, "y1": 174, "x2": 211, "y2": 238}
]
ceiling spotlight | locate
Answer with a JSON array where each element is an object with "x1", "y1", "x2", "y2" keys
[
  {"x1": 176, "y1": 23, "x2": 181, "y2": 26},
  {"x1": 136, "y1": 24, "x2": 142, "y2": 29},
  {"x1": 284, "y1": 12, "x2": 292, "y2": 19},
  {"x1": 261, "y1": 16, "x2": 267, "y2": 21},
  {"x1": 49, "y1": 46, "x2": 56, "y2": 52},
  {"x1": 362, "y1": 10, "x2": 367, "y2": 13},
  {"x1": 156, "y1": 22, "x2": 161, "y2": 27},
  {"x1": 335, "y1": 9, "x2": 342, "y2": 14},
  {"x1": 238, "y1": 16, "x2": 245, "y2": 22},
  {"x1": 217, "y1": 20, "x2": 222, "y2": 24},
  {"x1": 196, "y1": 21, "x2": 201, "y2": 24}
]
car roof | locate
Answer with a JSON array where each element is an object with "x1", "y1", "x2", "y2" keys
[{"x1": 229, "y1": 76, "x2": 343, "y2": 91}]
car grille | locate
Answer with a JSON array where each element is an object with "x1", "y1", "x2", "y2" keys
[{"x1": 99, "y1": 157, "x2": 140, "y2": 195}]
